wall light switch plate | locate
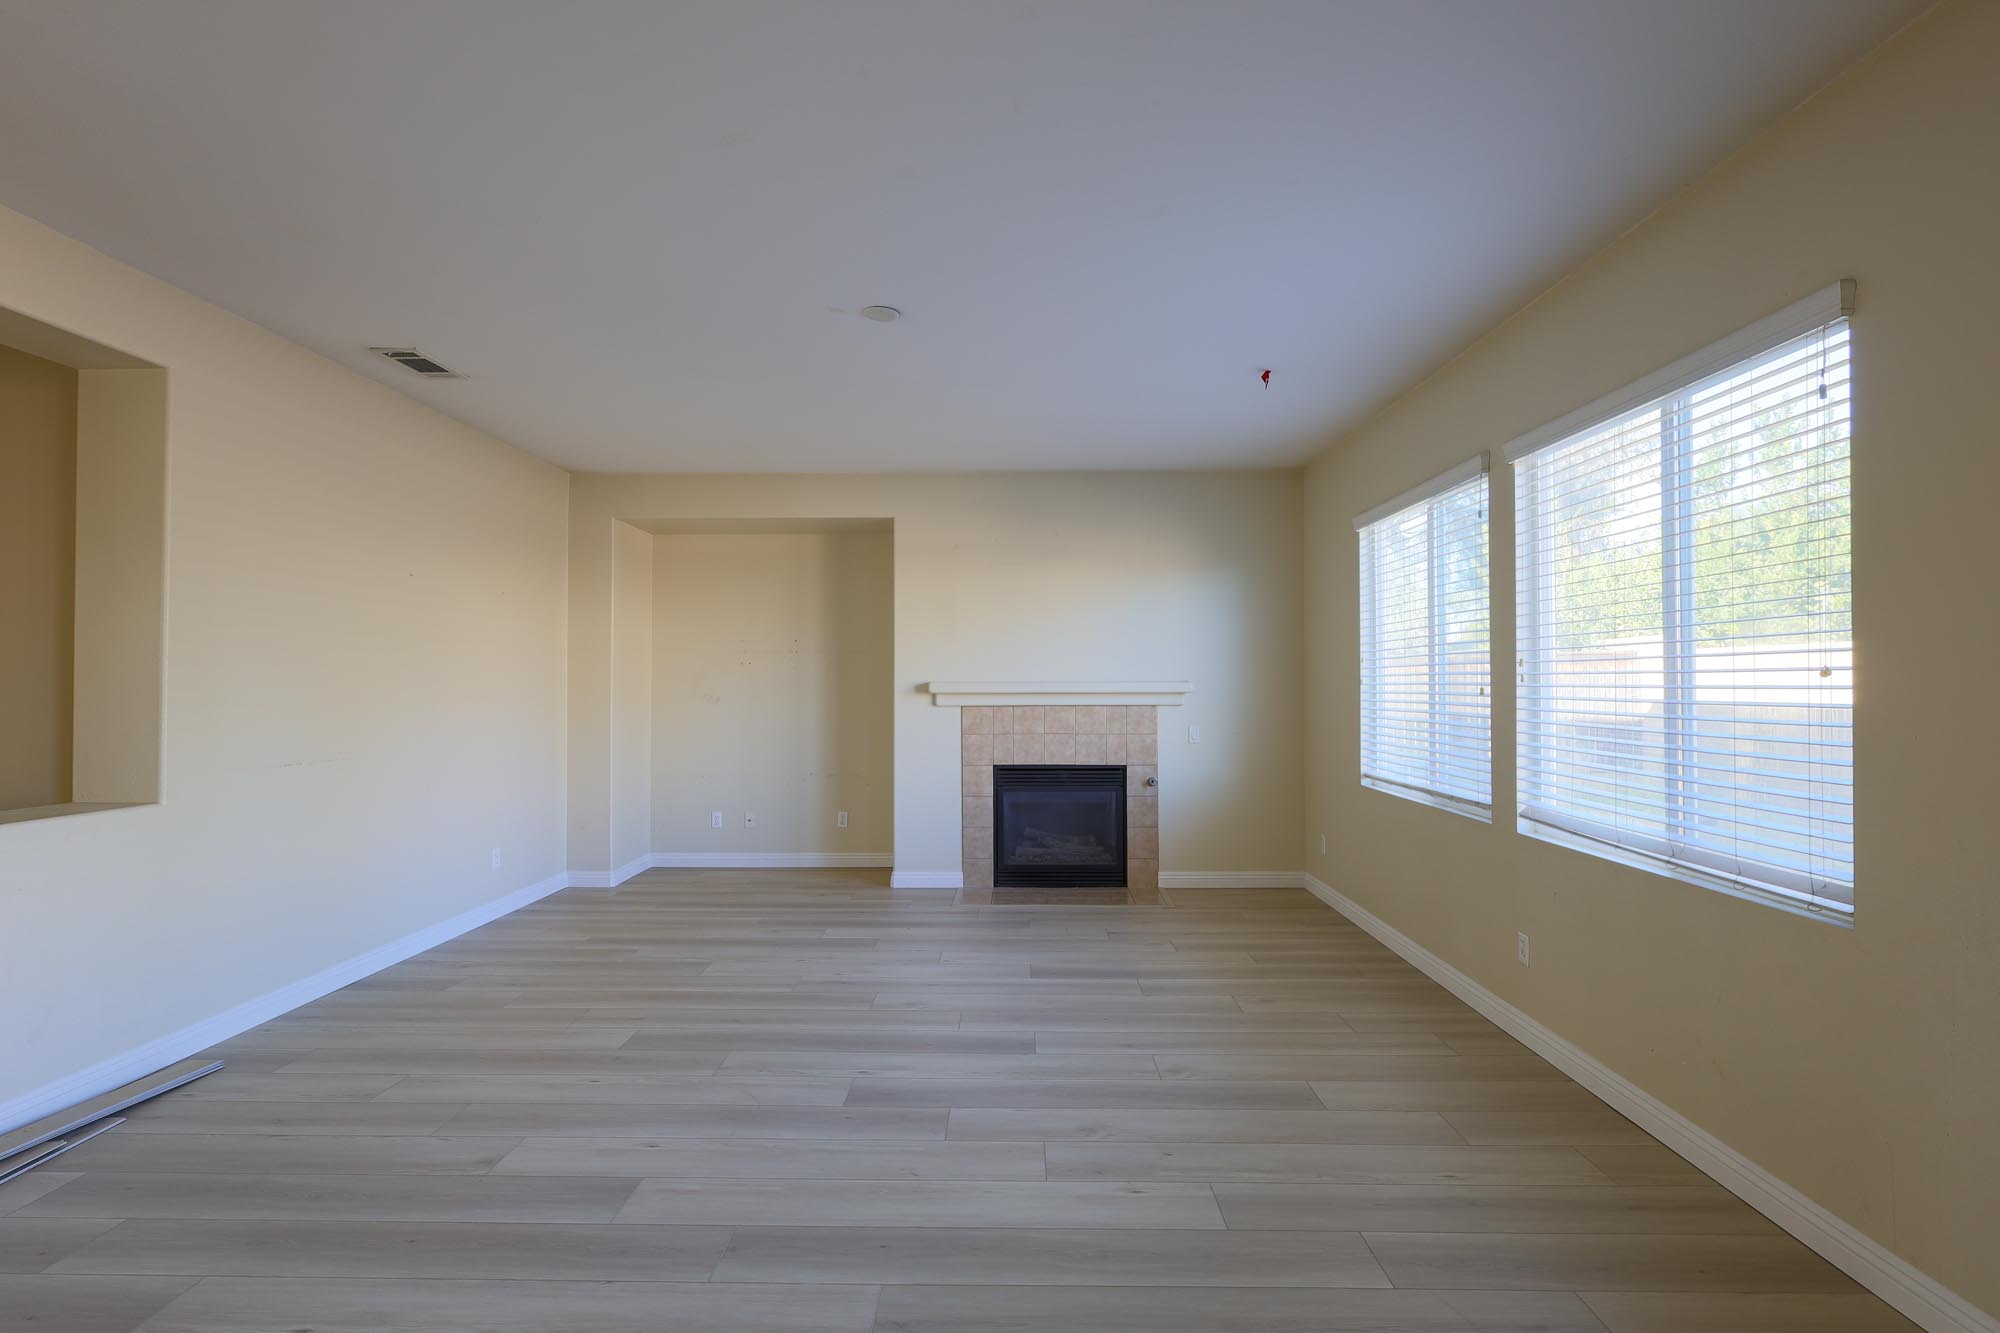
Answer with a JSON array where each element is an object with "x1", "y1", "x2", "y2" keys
[
  {"x1": 1319, "y1": 833, "x2": 1327, "y2": 856},
  {"x1": 1517, "y1": 932, "x2": 1531, "y2": 966},
  {"x1": 1188, "y1": 723, "x2": 1202, "y2": 744},
  {"x1": 710, "y1": 811, "x2": 723, "y2": 830},
  {"x1": 837, "y1": 811, "x2": 849, "y2": 828},
  {"x1": 490, "y1": 847, "x2": 503, "y2": 870}
]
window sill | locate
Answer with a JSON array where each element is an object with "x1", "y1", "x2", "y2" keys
[
  {"x1": 1519, "y1": 818, "x2": 1853, "y2": 928},
  {"x1": 1361, "y1": 778, "x2": 1493, "y2": 824},
  {"x1": 0, "y1": 801, "x2": 150, "y2": 828}
]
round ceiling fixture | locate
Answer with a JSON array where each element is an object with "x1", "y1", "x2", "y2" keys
[{"x1": 859, "y1": 305, "x2": 901, "y2": 323}]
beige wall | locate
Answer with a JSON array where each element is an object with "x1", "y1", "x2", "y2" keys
[
  {"x1": 0, "y1": 201, "x2": 570, "y2": 1118},
  {"x1": 0, "y1": 343, "x2": 78, "y2": 810},
  {"x1": 570, "y1": 472, "x2": 1303, "y2": 879},
  {"x1": 1303, "y1": 0, "x2": 1999, "y2": 1314},
  {"x1": 651, "y1": 531, "x2": 894, "y2": 855},
  {"x1": 609, "y1": 520, "x2": 654, "y2": 872}
]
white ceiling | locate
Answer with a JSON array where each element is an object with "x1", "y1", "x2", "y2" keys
[{"x1": 0, "y1": 1, "x2": 1923, "y2": 473}]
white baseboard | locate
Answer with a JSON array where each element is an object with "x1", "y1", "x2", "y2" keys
[
  {"x1": 890, "y1": 870, "x2": 963, "y2": 889},
  {"x1": 0, "y1": 870, "x2": 569, "y2": 1138},
  {"x1": 568, "y1": 852, "x2": 892, "y2": 888},
  {"x1": 1159, "y1": 870, "x2": 1305, "y2": 889},
  {"x1": 1300, "y1": 873, "x2": 1997, "y2": 1333},
  {"x1": 649, "y1": 852, "x2": 892, "y2": 870},
  {"x1": 566, "y1": 853, "x2": 655, "y2": 889}
]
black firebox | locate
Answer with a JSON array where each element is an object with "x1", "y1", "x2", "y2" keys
[{"x1": 992, "y1": 765, "x2": 1127, "y2": 888}]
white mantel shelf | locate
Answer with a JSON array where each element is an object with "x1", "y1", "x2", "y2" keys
[{"x1": 925, "y1": 681, "x2": 1193, "y2": 708}]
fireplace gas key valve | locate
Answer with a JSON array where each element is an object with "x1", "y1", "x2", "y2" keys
[{"x1": 1144, "y1": 776, "x2": 1158, "y2": 788}]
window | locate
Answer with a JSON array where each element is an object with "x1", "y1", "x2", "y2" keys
[
  {"x1": 1356, "y1": 456, "x2": 1491, "y2": 818},
  {"x1": 1511, "y1": 284, "x2": 1853, "y2": 916}
]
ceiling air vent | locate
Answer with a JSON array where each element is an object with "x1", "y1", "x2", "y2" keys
[{"x1": 371, "y1": 347, "x2": 460, "y2": 378}]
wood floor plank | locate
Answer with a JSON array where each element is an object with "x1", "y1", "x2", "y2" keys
[
  {"x1": 1045, "y1": 1143, "x2": 1612, "y2": 1185},
  {"x1": 946, "y1": 1108, "x2": 1464, "y2": 1143},
  {"x1": 140, "y1": 1276, "x2": 881, "y2": 1332},
  {"x1": 845, "y1": 1077, "x2": 1320, "y2": 1108},
  {"x1": 1361, "y1": 1232, "x2": 1861, "y2": 1292},
  {"x1": 712, "y1": 1226, "x2": 1391, "y2": 1287},
  {"x1": 17, "y1": 1172, "x2": 640, "y2": 1224},
  {"x1": 1212, "y1": 1183, "x2": 1776, "y2": 1233},
  {"x1": 0, "y1": 1274, "x2": 197, "y2": 1333},
  {"x1": 49, "y1": 1218, "x2": 731, "y2": 1281},
  {"x1": 0, "y1": 1218, "x2": 122, "y2": 1274},
  {"x1": 0, "y1": 870, "x2": 1909, "y2": 1332},
  {"x1": 436, "y1": 1103, "x2": 949, "y2": 1140},
  {"x1": 618, "y1": 1179, "x2": 1225, "y2": 1229},
  {"x1": 491, "y1": 1138, "x2": 1047, "y2": 1181},
  {"x1": 871, "y1": 1285, "x2": 1612, "y2": 1332},
  {"x1": 50, "y1": 1133, "x2": 518, "y2": 1176},
  {"x1": 1578, "y1": 1292, "x2": 1925, "y2": 1331}
]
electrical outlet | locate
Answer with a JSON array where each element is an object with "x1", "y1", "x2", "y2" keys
[
  {"x1": 710, "y1": 811, "x2": 723, "y2": 830},
  {"x1": 745, "y1": 811, "x2": 756, "y2": 828},
  {"x1": 1188, "y1": 723, "x2": 1202, "y2": 744},
  {"x1": 837, "y1": 811, "x2": 849, "y2": 828},
  {"x1": 490, "y1": 847, "x2": 503, "y2": 870},
  {"x1": 1319, "y1": 833, "x2": 1327, "y2": 856},
  {"x1": 1517, "y1": 932, "x2": 1531, "y2": 966}
]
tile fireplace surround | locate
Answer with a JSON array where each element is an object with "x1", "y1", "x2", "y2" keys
[{"x1": 960, "y1": 705, "x2": 1158, "y2": 891}]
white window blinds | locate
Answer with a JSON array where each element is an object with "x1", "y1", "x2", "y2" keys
[
  {"x1": 1357, "y1": 459, "x2": 1491, "y2": 817},
  {"x1": 1512, "y1": 287, "x2": 1853, "y2": 913}
]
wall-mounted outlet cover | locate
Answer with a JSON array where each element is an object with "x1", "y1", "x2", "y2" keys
[
  {"x1": 710, "y1": 811, "x2": 723, "y2": 830},
  {"x1": 745, "y1": 811, "x2": 756, "y2": 828},
  {"x1": 837, "y1": 811, "x2": 849, "y2": 828}
]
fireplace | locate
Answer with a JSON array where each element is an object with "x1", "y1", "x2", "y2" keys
[{"x1": 992, "y1": 765, "x2": 1127, "y2": 887}]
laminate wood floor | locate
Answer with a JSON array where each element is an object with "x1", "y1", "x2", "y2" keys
[{"x1": 0, "y1": 870, "x2": 1916, "y2": 1332}]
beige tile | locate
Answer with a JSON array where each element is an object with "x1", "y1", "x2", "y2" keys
[
  {"x1": 1128, "y1": 796, "x2": 1158, "y2": 828},
  {"x1": 961, "y1": 765, "x2": 992, "y2": 797},
  {"x1": 1128, "y1": 859, "x2": 1159, "y2": 891},
  {"x1": 1126, "y1": 731, "x2": 1159, "y2": 763},
  {"x1": 1045, "y1": 733, "x2": 1081, "y2": 763},
  {"x1": 991, "y1": 733, "x2": 1017, "y2": 764},
  {"x1": 961, "y1": 797, "x2": 992, "y2": 829},
  {"x1": 962, "y1": 828, "x2": 990, "y2": 861},
  {"x1": 963, "y1": 860, "x2": 993, "y2": 890},
  {"x1": 1014, "y1": 706, "x2": 1045, "y2": 733},
  {"x1": 1105, "y1": 734, "x2": 1130, "y2": 763},
  {"x1": 1128, "y1": 827, "x2": 1159, "y2": 859},
  {"x1": 1124, "y1": 705, "x2": 1158, "y2": 734},
  {"x1": 990, "y1": 708, "x2": 1014, "y2": 735},
  {"x1": 1045, "y1": 706, "x2": 1077, "y2": 734},
  {"x1": 961, "y1": 733, "x2": 993, "y2": 766},
  {"x1": 1077, "y1": 705, "x2": 1111, "y2": 734},
  {"x1": 1014, "y1": 733, "x2": 1046, "y2": 763},
  {"x1": 961, "y1": 707, "x2": 992, "y2": 735},
  {"x1": 1128, "y1": 763, "x2": 1157, "y2": 794},
  {"x1": 1073, "y1": 733, "x2": 1107, "y2": 763}
]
